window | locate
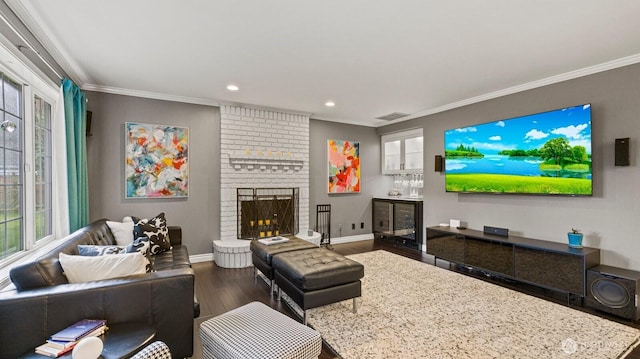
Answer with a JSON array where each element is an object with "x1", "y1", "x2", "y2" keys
[
  {"x1": 34, "y1": 95, "x2": 52, "y2": 242},
  {"x1": 0, "y1": 74, "x2": 23, "y2": 258},
  {"x1": 0, "y1": 70, "x2": 54, "y2": 261},
  {"x1": 381, "y1": 128, "x2": 423, "y2": 175}
]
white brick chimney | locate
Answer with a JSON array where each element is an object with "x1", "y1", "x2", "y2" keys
[{"x1": 220, "y1": 105, "x2": 310, "y2": 241}]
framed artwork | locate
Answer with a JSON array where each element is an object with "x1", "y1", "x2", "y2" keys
[
  {"x1": 328, "y1": 139, "x2": 360, "y2": 193},
  {"x1": 125, "y1": 122, "x2": 189, "y2": 198}
]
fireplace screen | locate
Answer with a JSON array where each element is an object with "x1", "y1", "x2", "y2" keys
[{"x1": 237, "y1": 188, "x2": 299, "y2": 239}]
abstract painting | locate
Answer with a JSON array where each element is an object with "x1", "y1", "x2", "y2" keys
[
  {"x1": 328, "y1": 139, "x2": 360, "y2": 193},
  {"x1": 125, "y1": 122, "x2": 189, "y2": 198}
]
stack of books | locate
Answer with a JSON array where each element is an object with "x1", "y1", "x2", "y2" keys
[{"x1": 34, "y1": 319, "x2": 107, "y2": 357}]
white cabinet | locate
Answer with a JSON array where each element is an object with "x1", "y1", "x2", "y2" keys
[{"x1": 381, "y1": 129, "x2": 423, "y2": 175}]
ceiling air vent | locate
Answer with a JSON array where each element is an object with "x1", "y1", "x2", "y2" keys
[{"x1": 375, "y1": 112, "x2": 410, "y2": 121}]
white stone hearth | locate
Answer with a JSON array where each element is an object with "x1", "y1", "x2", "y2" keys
[{"x1": 212, "y1": 240, "x2": 252, "y2": 268}]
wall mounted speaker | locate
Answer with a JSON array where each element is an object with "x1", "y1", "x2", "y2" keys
[
  {"x1": 86, "y1": 110, "x2": 93, "y2": 137},
  {"x1": 615, "y1": 138, "x2": 629, "y2": 166},
  {"x1": 586, "y1": 264, "x2": 640, "y2": 321},
  {"x1": 435, "y1": 155, "x2": 444, "y2": 172}
]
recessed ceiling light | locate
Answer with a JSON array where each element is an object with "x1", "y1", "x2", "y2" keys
[
  {"x1": 325, "y1": 101, "x2": 335, "y2": 107},
  {"x1": 226, "y1": 84, "x2": 239, "y2": 91}
]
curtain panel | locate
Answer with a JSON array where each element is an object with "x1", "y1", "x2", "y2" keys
[{"x1": 62, "y1": 78, "x2": 89, "y2": 231}]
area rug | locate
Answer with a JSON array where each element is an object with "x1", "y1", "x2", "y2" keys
[{"x1": 302, "y1": 250, "x2": 640, "y2": 359}]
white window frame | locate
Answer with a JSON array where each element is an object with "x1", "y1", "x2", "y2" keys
[
  {"x1": 381, "y1": 128, "x2": 424, "y2": 175},
  {"x1": 0, "y1": 39, "x2": 60, "y2": 269}
]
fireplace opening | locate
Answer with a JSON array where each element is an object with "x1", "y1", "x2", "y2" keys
[{"x1": 237, "y1": 188, "x2": 299, "y2": 239}]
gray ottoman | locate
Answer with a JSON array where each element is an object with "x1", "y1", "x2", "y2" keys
[
  {"x1": 273, "y1": 248, "x2": 364, "y2": 324},
  {"x1": 200, "y1": 301, "x2": 321, "y2": 359},
  {"x1": 250, "y1": 237, "x2": 318, "y2": 293}
]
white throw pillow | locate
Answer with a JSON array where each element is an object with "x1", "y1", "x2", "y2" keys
[
  {"x1": 59, "y1": 252, "x2": 147, "y2": 283},
  {"x1": 106, "y1": 220, "x2": 135, "y2": 246}
]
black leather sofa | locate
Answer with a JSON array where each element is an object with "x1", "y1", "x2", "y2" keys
[{"x1": 0, "y1": 219, "x2": 199, "y2": 358}]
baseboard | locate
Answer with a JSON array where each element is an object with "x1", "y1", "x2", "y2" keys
[
  {"x1": 330, "y1": 233, "x2": 374, "y2": 244},
  {"x1": 188, "y1": 234, "x2": 374, "y2": 263},
  {"x1": 190, "y1": 253, "x2": 214, "y2": 263}
]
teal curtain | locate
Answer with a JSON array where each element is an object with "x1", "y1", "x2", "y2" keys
[{"x1": 62, "y1": 78, "x2": 89, "y2": 231}]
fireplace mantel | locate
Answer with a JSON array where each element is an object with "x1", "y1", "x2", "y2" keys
[{"x1": 229, "y1": 151, "x2": 304, "y2": 172}]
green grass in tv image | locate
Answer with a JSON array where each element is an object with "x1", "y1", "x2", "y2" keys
[{"x1": 445, "y1": 174, "x2": 592, "y2": 195}]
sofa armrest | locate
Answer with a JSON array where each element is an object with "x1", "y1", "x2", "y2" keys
[
  {"x1": 168, "y1": 226, "x2": 182, "y2": 246},
  {"x1": 0, "y1": 268, "x2": 196, "y2": 358}
]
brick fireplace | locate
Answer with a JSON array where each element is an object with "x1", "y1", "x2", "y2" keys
[{"x1": 219, "y1": 105, "x2": 310, "y2": 242}]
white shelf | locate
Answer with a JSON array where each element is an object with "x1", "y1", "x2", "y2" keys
[{"x1": 229, "y1": 153, "x2": 303, "y2": 172}]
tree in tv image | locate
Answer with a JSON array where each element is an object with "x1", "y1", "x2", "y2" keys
[{"x1": 444, "y1": 104, "x2": 592, "y2": 195}]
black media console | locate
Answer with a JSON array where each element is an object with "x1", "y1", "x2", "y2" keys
[{"x1": 426, "y1": 226, "x2": 600, "y2": 297}]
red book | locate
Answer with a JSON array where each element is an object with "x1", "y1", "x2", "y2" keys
[{"x1": 35, "y1": 342, "x2": 76, "y2": 357}]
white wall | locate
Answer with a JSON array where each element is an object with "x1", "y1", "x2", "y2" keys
[{"x1": 378, "y1": 62, "x2": 640, "y2": 271}]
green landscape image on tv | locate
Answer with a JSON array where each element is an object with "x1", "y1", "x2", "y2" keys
[{"x1": 444, "y1": 104, "x2": 592, "y2": 195}]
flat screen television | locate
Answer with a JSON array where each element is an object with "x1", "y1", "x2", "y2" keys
[{"x1": 444, "y1": 104, "x2": 592, "y2": 196}]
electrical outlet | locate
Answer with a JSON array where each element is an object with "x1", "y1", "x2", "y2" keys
[
  {"x1": 351, "y1": 223, "x2": 355, "y2": 230},
  {"x1": 360, "y1": 222, "x2": 364, "y2": 229}
]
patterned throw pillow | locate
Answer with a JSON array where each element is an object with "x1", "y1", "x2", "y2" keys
[
  {"x1": 126, "y1": 236, "x2": 153, "y2": 272},
  {"x1": 77, "y1": 241, "x2": 152, "y2": 273},
  {"x1": 133, "y1": 212, "x2": 171, "y2": 255},
  {"x1": 78, "y1": 245, "x2": 126, "y2": 256}
]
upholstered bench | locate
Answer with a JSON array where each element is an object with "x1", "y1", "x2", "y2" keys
[
  {"x1": 272, "y1": 248, "x2": 364, "y2": 324},
  {"x1": 250, "y1": 237, "x2": 318, "y2": 293},
  {"x1": 200, "y1": 301, "x2": 322, "y2": 359}
]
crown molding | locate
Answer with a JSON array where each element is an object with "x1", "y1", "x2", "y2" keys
[
  {"x1": 397, "y1": 53, "x2": 640, "y2": 123},
  {"x1": 5, "y1": 0, "x2": 83, "y2": 85},
  {"x1": 82, "y1": 83, "x2": 221, "y2": 107}
]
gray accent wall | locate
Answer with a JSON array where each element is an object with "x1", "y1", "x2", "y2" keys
[
  {"x1": 378, "y1": 62, "x2": 640, "y2": 270},
  {"x1": 85, "y1": 92, "x2": 220, "y2": 255},
  {"x1": 309, "y1": 120, "x2": 392, "y2": 239}
]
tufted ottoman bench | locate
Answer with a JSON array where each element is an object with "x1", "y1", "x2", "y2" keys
[
  {"x1": 200, "y1": 301, "x2": 321, "y2": 359},
  {"x1": 250, "y1": 237, "x2": 318, "y2": 294},
  {"x1": 273, "y1": 248, "x2": 364, "y2": 324}
]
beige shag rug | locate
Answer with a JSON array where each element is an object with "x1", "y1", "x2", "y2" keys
[{"x1": 302, "y1": 250, "x2": 640, "y2": 359}]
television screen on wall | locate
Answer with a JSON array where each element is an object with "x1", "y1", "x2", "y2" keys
[{"x1": 444, "y1": 104, "x2": 592, "y2": 196}]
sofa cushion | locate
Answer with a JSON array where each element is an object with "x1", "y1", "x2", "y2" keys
[
  {"x1": 153, "y1": 245, "x2": 191, "y2": 271},
  {"x1": 133, "y1": 213, "x2": 171, "y2": 255},
  {"x1": 59, "y1": 252, "x2": 147, "y2": 283}
]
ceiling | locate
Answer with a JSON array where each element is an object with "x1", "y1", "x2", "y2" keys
[{"x1": 10, "y1": 0, "x2": 640, "y2": 127}]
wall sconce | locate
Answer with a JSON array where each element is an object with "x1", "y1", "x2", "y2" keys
[{"x1": 1, "y1": 120, "x2": 16, "y2": 133}]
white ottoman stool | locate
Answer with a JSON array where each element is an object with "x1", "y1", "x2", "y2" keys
[
  {"x1": 213, "y1": 240, "x2": 252, "y2": 268},
  {"x1": 200, "y1": 301, "x2": 321, "y2": 359}
]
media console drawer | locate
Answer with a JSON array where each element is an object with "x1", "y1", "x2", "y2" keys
[{"x1": 426, "y1": 226, "x2": 600, "y2": 297}]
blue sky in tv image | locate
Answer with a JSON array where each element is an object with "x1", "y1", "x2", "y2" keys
[{"x1": 444, "y1": 104, "x2": 592, "y2": 179}]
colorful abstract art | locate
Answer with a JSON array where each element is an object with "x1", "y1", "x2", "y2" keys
[
  {"x1": 125, "y1": 122, "x2": 189, "y2": 198},
  {"x1": 328, "y1": 139, "x2": 360, "y2": 193}
]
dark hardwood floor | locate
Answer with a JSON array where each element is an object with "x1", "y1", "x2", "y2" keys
[{"x1": 191, "y1": 240, "x2": 640, "y2": 359}]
